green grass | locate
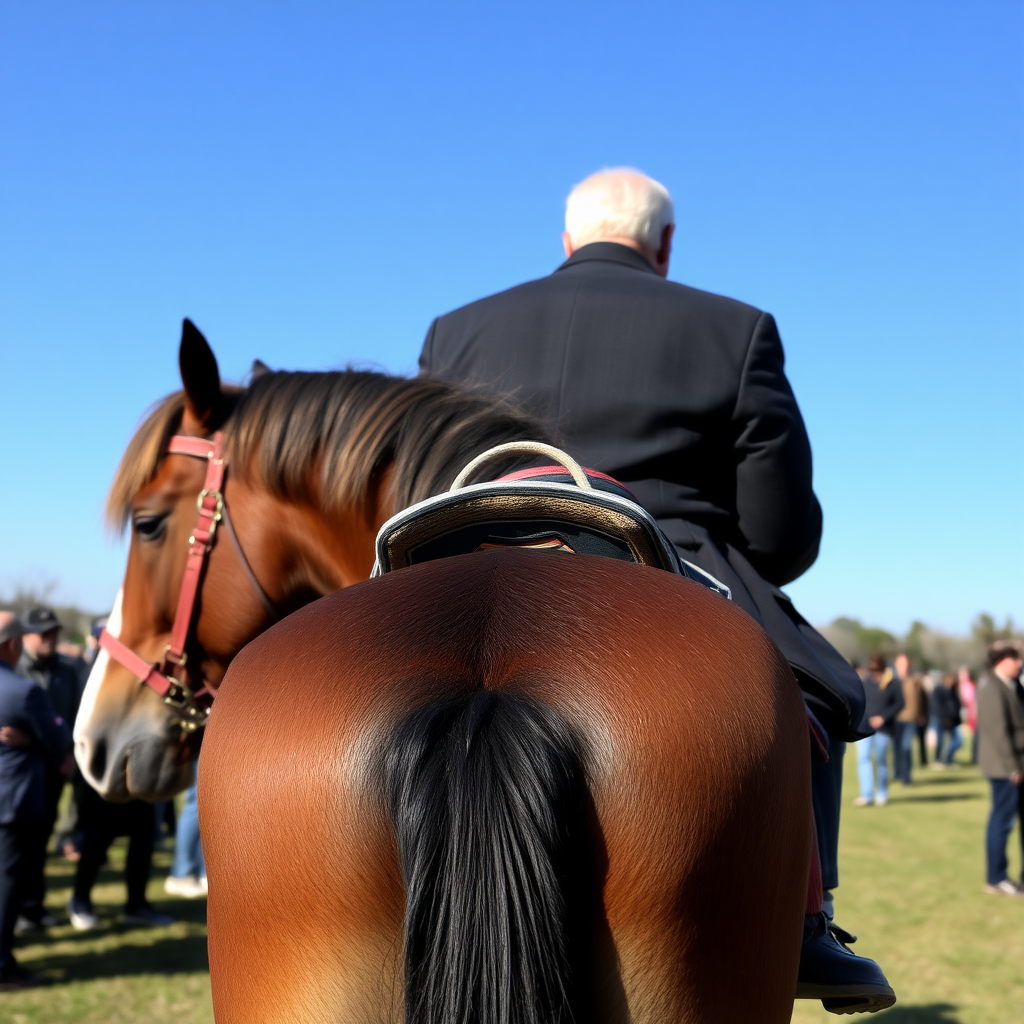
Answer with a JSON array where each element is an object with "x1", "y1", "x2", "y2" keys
[{"x1": 5, "y1": 747, "x2": 1022, "y2": 1023}]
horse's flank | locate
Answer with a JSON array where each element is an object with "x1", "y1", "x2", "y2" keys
[
  {"x1": 200, "y1": 550, "x2": 810, "y2": 1024},
  {"x1": 106, "y1": 370, "x2": 551, "y2": 531}
]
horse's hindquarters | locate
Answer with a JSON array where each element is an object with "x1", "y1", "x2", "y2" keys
[{"x1": 200, "y1": 550, "x2": 809, "y2": 1024}]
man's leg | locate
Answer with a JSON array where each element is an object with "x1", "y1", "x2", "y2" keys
[
  {"x1": 0, "y1": 819, "x2": 45, "y2": 987},
  {"x1": 19, "y1": 773, "x2": 63, "y2": 925},
  {"x1": 985, "y1": 779, "x2": 1017, "y2": 886},
  {"x1": 945, "y1": 727, "x2": 963, "y2": 765},
  {"x1": 875, "y1": 734, "x2": 891, "y2": 803},
  {"x1": 123, "y1": 801, "x2": 155, "y2": 913},
  {"x1": 69, "y1": 787, "x2": 115, "y2": 928},
  {"x1": 855, "y1": 737, "x2": 875, "y2": 803},
  {"x1": 799, "y1": 737, "x2": 895, "y2": 1013},
  {"x1": 1017, "y1": 782, "x2": 1024, "y2": 884}
]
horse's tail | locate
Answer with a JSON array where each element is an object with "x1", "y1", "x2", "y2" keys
[{"x1": 382, "y1": 688, "x2": 583, "y2": 1024}]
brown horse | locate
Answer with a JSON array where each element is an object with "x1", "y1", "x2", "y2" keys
[{"x1": 76, "y1": 321, "x2": 811, "y2": 1022}]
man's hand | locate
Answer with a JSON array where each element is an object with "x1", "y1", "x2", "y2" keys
[
  {"x1": 868, "y1": 715, "x2": 885, "y2": 730},
  {"x1": 59, "y1": 752, "x2": 76, "y2": 779},
  {"x1": 1011, "y1": 772, "x2": 1023, "y2": 786},
  {"x1": 0, "y1": 725, "x2": 32, "y2": 748}
]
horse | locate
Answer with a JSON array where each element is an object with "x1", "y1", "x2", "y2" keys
[{"x1": 76, "y1": 320, "x2": 811, "y2": 1023}]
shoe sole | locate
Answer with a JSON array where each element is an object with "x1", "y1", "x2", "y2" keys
[{"x1": 796, "y1": 982, "x2": 897, "y2": 1014}]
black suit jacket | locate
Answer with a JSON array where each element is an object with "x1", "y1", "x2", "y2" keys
[
  {"x1": 422, "y1": 243, "x2": 821, "y2": 585},
  {"x1": 421, "y1": 242, "x2": 864, "y2": 737}
]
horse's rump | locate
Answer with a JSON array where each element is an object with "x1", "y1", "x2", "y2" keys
[{"x1": 200, "y1": 549, "x2": 809, "y2": 1024}]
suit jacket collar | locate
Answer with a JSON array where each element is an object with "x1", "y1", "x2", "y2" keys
[{"x1": 556, "y1": 241, "x2": 656, "y2": 275}]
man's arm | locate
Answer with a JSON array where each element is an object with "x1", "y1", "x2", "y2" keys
[
  {"x1": 731, "y1": 313, "x2": 823, "y2": 585},
  {"x1": 978, "y1": 680, "x2": 1022, "y2": 777},
  {"x1": 22, "y1": 684, "x2": 73, "y2": 758}
]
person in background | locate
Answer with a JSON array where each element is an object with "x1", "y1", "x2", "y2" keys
[
  {"x1": 930, "y1": 673, "x2": 963, "y2": 768},
  {"x1": 893, "y1": 653, "x2": 926, "y2": 785},
  {"x1": 854, "y1": 655, "x2": 905, "y2": 807},
  {"x1": 976, "y1": 640, "x2": 1024, "y2": 897},
  {"x1": 0, "y1": 612, "x2": 72, "y2": 990},
  {"x1": 67, "y1": 785, "x2": 175, "y2": 931},
  {"x1": 958, "y1": 666, "x2": 978, "y2": 764},
  {"x1": 14, "y1": 607, "x2": 80, "y2": 930},
  {"x1": 165, "y1": 766, "x2": 206, "y2": 899}
]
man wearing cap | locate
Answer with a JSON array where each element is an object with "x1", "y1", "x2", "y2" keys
[
  {"x1": 0, "y1": 611, "x2": 72, "y2": 989},
  {"x1": 15, "y1": 607, "x2": 81, "y2": 930},
  {"x1": 420, "y1": 168, "x2": 891, "y2": 1013}
]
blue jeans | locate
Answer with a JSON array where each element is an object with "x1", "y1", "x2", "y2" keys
[
  {"x1": 171, "y1": 781, "x2": 205, "y2": 880},
  {"x1": 986, "y1": 778, "x2": 1024, "y2": 885},
  {"x1": 938, "y1": 725, "x2": 963, "y2": 765},
  {"x1": 856, "y1": 732, "x2": 891, "y2": 802},
  {"x1": 892, "y1": 720, "x2": 915, "y2": 783}
]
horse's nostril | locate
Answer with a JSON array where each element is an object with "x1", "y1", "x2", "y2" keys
[{"x1": 90, "y1": 739, "x2": 108, "y2": 781}]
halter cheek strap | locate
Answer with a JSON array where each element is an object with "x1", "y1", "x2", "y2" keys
[{"x1": 99, "y1": 431, "x2": 278, "y2": 731}]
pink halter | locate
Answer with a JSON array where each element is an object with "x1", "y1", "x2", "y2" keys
[{"x1": 99, "y1": 432, "x2": 277, "y2": 731}]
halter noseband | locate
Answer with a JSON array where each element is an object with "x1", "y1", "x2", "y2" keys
[{"x1": 98, "y1": 432, "x2": 278, "y2": 732}]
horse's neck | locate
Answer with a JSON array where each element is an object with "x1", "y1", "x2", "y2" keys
[{"x1": 271, "y1": 467, "x2": 396, "y2": 598}]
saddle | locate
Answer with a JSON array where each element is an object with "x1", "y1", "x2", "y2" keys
[{"x1": 372, "y1": 442, "x2": 730, "y2": 599}]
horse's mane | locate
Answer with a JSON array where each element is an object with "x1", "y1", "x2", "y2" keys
[{"x1": 107, "y1": 370, "x2": 551, "y2": 530}]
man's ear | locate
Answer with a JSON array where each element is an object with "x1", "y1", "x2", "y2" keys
[
  {"x1": 179, "y1": 318, "x2": 222, "y2": 431},
  {"x1": 656, "y1": 224, "x2": 674, "y2": 272}
]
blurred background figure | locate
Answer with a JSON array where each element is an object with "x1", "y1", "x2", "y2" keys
[
  {"x1": 854, "y1": 654, "x2": 905, "y2": 807},
  {"x1": 0, "y1": 611, "x2": 71, "y2": 990},
  {"x1": 14, "y1": 607, "x2": 81, "y2": 931},
  {"x1": 165, "y1": 764, "x2": 206, "y2": 899},
  {"x1": 930, "y1": 673, "x2": 963, "y2": 769},
  {"x1": 958, "y1": 666, "x2": 978, "y2": 764},
  {"x1": 68, "y1": 788, "x2": 175, "y2": 931},
  {"x1": 977, "y1": 640, "x2": 1024, "y2": 897},
  {"x1": 893, "y1": 653, "x2": 927, "y2": 785}
]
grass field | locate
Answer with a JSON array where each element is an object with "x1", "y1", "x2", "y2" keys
[{"x1": 4, "y1": 748, "x2": 1023, "y2": 1023}]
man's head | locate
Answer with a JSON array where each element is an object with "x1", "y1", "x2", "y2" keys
[
  {"x1": 22, "y1": 606, "x2": 61, "y2": 662},
  {"x1": 867, "y1": 653, "x2": 887, "y2": 678},
  {"x1": 894, "y1": 653, "x2": 910, "y2": 679},
  {"x1": 988, "y1": 639, "x2": 1024, "y2": 680},
  {"x1": 563, "y1": 168, "x2": 675, "y2": 278},
  {"x1": 0, "y1": 612, "x2": 26, "y2": 667}
]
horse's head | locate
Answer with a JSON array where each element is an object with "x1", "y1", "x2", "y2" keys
[{"x1": 76, "y1": 321, "x2": 335, "y2": 800}]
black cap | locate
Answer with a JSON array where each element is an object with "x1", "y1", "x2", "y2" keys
[{"x1": 23, "y1": 607, "x2": 62, "y2": 635}]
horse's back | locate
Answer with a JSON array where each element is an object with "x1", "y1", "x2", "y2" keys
[{"x1": 200, "y1": 549, "x2": 809, "y2": 1023}]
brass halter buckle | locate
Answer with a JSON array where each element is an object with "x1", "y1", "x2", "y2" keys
[
  {"x1": 163, "y1": 680, "x2": 209, "y2": 733},
  {"x1": 192, "y1": 489, "x2": 224, "y2": 546}
]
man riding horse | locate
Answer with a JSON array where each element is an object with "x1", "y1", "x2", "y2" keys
[{"x1": 419, "y1": 168, "x2": 894, "y2": 1013}]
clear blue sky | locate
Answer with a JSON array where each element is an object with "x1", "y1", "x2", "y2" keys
[{"x1": 1, "y1": 1, "x2": 1021, "y2": 634}]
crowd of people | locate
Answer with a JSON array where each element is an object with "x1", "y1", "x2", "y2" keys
[
  {"x1": 0, "y1": 607, "x2": 206, "y2": 991},
  {"x1": 853, "y1": 641, "x2": 1024, "y2": 898}
]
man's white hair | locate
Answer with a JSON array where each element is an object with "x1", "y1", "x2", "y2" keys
[{"x1": 564, "y1": 168, "x2": 674, "y2": 251}]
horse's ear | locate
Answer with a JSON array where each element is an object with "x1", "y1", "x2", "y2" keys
[
  {"x1": 179, "y1": 318, "x2": 222, "y2": 429},
  {"x1": 250, "y1": 358, "x2": 271, "y2": 379}
]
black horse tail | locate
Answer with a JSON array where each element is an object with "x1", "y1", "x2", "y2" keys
[{"x1": 382, "y1": 688, "x2": 584, "y2": 1024}]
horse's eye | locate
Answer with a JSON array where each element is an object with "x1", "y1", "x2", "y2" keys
[{"x1": 133, "y1": 513, "x2": 169, "y2": 542}]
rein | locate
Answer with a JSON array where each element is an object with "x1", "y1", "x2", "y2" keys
[{"x1": 99, "y1": 432, "x2": 279, "y2": 732}]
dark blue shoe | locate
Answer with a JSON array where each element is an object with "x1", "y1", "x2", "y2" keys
[{"x1": 796, "y1": 913, "x2": 896, "y2": 1014}]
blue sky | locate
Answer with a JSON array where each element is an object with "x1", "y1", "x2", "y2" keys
[{"x1": 1, "y1": 1, "x2": 1021, "y2": 633}]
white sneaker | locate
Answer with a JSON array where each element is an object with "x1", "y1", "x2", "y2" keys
[
  {"x1": 67, "y1": 897, "x2": 99, "y2": 931},
  {"x1": 984, "y1": 880, "x2": 1024, "y2": 898},
  {"x1": 164, "y1": 874, "x2": 207, "y2": 899},
  {"x1": 875, "y1": 795, "x2": 889, "y2": 806},
  {"x1": 852, "y1": 796, "x2": 873, "y2": 807}
]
